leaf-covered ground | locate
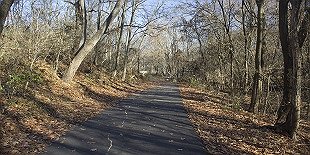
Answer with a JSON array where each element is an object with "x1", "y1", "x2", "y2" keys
[
  {"x1": 0, "y1": 62, "x2": 152, "y2": 154},
  {"x1": 180, "y1": 86, "x2": 310, "y2": 155}
]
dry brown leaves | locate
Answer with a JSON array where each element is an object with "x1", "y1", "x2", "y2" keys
[
  {"x1": 0, "y1": 62, "x2": 152, "y2": 155},
  {"x1": 180, "y1": 86, "x2": 310, "y2": 155}
]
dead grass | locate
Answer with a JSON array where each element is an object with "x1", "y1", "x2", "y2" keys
[
  {"x1": 0, "y1": 62, "x2": 152, "y2": 154},
  {"x1": 180, "y1": 86, "x2": 310, "y2": 155}
]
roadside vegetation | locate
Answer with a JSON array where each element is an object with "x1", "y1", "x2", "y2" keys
[
  {"x1": 0, "y1": 61, "x2": 150, "y2": 154},
  {"x1": 0, "y1": 0, "x2": 309, "y2": 154},
  {"x1": 180, "y1": 85, "x2": 310, "y2": 154}
]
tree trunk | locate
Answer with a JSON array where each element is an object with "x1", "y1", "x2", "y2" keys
[
  {"x1": 97, "y1": 0, "x2": 103, "y2": 30},
  {"x1": 194, "y1": 25, "x2": 204, "y2": 65},
  {"x1": 307, "y1": 101, "x2": 310, "y2": 120},
  {"x1": 122, "y1": 0, "x2": 135, "y2": 81},
  {"x1": 242, "y1": 0, "x2": 255, "y2": 93},
  {"x1": 217, "y1": 0, "x2": 235, "y2": 94},
  {"x1": 0, "y1": 0, "x2": 14, "y2": 35},
  {"x1": 135, "y1": 36, "x2": 144, "y2": 74},
  {"x1": 62, "y1": 0, "x2": 125, "y2": 82},
  {"x1": 276, "y1": 0, "x2": 309, "y2": 140},
  {"x1": 229, "y1": 39, "x2": 234, "y2": 93},
  {"x1": 263, "y1": 75, "x2": 271, "y2": 114},
  {"x1": 65, "y1": 0, "x2": 87, "y2": 56},
  {"x1": 241, "y1": 0, "x2": 248, "y2": 93},
  {"x1": 137, "y1": 53, "x2": 140, "y2": 73},
  {"x1": 113, "y1": 1, "x2": 127, "y2": 77},
  {"x1": 78, "y1": 0, "x2": 87, "y2": 49},
  {"x1": 249, "y1": 0, "x2": 265, "y2": 113}
]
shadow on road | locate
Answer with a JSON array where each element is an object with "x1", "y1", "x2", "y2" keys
[{"x1": 41, "y1": 84, "x2": 206, "y2": 155}]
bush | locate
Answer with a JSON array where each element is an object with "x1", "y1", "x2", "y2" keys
[
  {"x1": 230, "y1": 97, "x2": 243, "y2": 111},
  {"x1": 189, "y1": 77, "x2": 200, "y2": 87},
  {"x1": 2, "y1": 70, "x2": 43, "y2": 95}
]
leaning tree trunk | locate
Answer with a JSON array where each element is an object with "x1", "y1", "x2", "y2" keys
[
  {"x1": 0, "y1": 0, "x2": 14, "y2": 35},
  {"x1": 276, "y1": 0, "x2": 309, "y2": 140},
  {"x1": 249, "y1": 0, "x2": 265, "y2": 113},
  {"x1": 62, "y1": 0, "x2": 125, "y2": 82}
]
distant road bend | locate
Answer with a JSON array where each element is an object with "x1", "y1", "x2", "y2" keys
[{"x1": 41, "y1": 84, "x2": 207, "y2": 155}]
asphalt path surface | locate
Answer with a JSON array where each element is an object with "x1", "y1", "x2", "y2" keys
[{"x1": 41, "y1": 84, "x2": 207, "y2": 155}]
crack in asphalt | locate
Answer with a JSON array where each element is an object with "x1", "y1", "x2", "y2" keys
[{"x1": 107, "y1": 134, "x2": 112, "y2": 152}]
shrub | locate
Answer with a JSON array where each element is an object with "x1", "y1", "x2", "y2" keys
[
  {"x1": 189, "y1": 77, "x2": 200, "y2": 87},
  {"x1": 3, "y1": 70, "x2": 43, "y2": 95}
]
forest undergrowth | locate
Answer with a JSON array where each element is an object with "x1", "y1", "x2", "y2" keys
[
  {"x1": 180, "y1": 85, "x2": 310, "y2": 155},
  {"x1": 0, "y1": 61, "x2": 151, "y2": 154}
]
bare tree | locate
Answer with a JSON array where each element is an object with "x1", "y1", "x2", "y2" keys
[
  {"x1": 97, "y1": 0, "x2": 103, "y2": 30},
  {"x1": 78, "y1": 0, "x2": 87, "y2": 49},
  {"x1": 122, "y1": 0, "x2": 137, "y2": 81},
  {"x1": 276, "y1": 0, "x2": 310, "y2": 139},
  {"x1": 0, "y1": 0, "x2": 14, "y2": 35},
  {"x1": 62, "y1": 0, "x2": 125, "y2": 82},
  {"x1": 64, "y1": 0, "x2": 87, "y2": 54},
  {"x1": 249, "y1": 0, "x2": 266, "y2": 113},
  {"x1": 217, "y1": 0, "x2": 236, "y2": 93},
  {"x1": 241, "y1": 0, "x2": 255, "y2": 93},
  {"x1": 113, "y1": 0, "x2": 127, "y2": 77}
]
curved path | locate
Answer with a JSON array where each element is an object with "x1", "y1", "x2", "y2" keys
[{"x1": 41, "y1": 84, "x2": 206, "y2": 155}]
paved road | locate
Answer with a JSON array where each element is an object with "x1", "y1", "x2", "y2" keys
[{"x1": 41, "y1": 84, "x2": 207, "y2": 155}]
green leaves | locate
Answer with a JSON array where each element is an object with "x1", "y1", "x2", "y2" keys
[{"x1": 4, "y1": 70, "x2": 43, "y2": 95}]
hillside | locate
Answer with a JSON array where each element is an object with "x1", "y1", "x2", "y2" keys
[{"x1": 0, "y1": 62, "x2": 150, "y2": 154}]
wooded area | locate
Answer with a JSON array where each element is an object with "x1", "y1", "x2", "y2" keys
[{"x1": 0, "y1": 0, "x2": 309, "y2": 154}]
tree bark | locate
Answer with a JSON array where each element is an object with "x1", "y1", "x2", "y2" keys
[
  {"x1": 241, "y1": 0, "x2": 248, "y2": 93},
  {"x1": 241, "y1": 0, "x2": 255, "y2": 93},
  {"x1": 137, "y1": 36, "x2": 145, "y2": 73},
  {"x1": 113, "y1": 1, "x2": 127, "y2": 77},
  {"x1": 192, "y1": 19, "x2": 205, "y2": 65},
  {"x1": 217, "y1": 0, "x2": 235, "y2": 94},
  {"x1": 0, "y1": 0, "x2": 14, "y2": 35},
  {"x1": 65, "y1": 0, "x2": 87, "y2": 55},
  {"x1": 263, "y1": 75, "x2": 271, "y2": 114},
  {"x1": 307, "y1": 101, "x2": 310, "y2": 120},
  {"x1": 276, "y1": 0, "x2": 309, "y2": 140},
  {"x1": 62, "y1": 0, "x2": 125, "y2": 82},
  {"x1": 97, "y1": 0, "x2": 103, "y2": 31},
  {"x1": 122, "y1": 0, "x2": 136, "y2": 81},
  {"x1": 78, "y1": 0, "x2": 87, "y2": 49},
  {"x1": 249, "y1": 0, "x2": 265, "y2": 113}
]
